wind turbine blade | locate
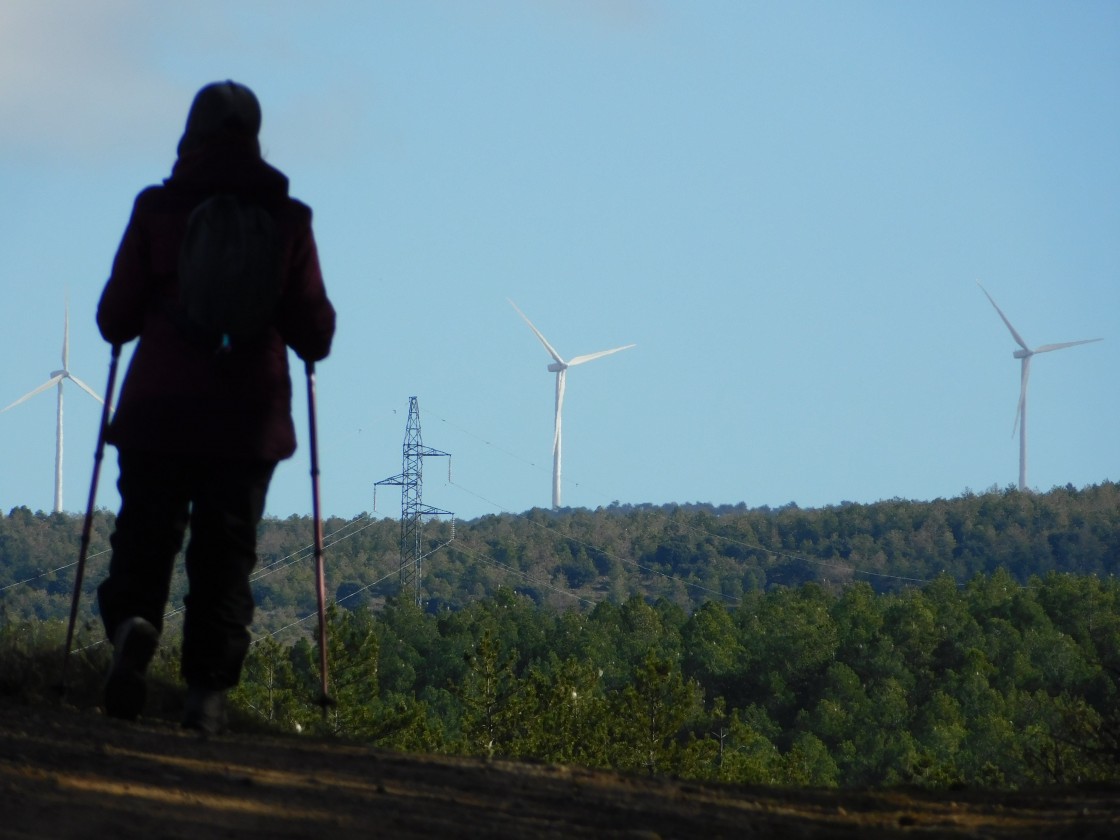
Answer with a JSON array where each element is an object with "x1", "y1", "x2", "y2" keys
[
  {"x1": 62, "y1": 299, "x2": 70, "y2": 370},
  {"x1": 977, "y1": 282, "x2": 1031, "y2": 353},
  {"x1": 568, "y1": 343, "x2": 636, "y2": 367},
  {"x1": 67, "y1": 375, "x2": 106, "y2": 405},
  {"x1": 0, "y1": 375, "x2": 64, "y2": 413},
  {"x1": 1033, "y1": 338, "x2": 1103, "y2": 354},
  {"x1": 508, "y1": 299, "x2": 566, "y2": 366}
]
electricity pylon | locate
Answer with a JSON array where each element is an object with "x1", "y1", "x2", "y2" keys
[{"x1": 374, "y1": 397, "x2": 454, "y2": 604}]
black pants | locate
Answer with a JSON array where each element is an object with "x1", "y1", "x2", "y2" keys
[{"x1": 98, "y1": 449, "x2": 276, "y2": 690}]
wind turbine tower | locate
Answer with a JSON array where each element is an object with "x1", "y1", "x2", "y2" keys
[
  {"x1": 374, "y1": 397, "x2": 454, "y2": 604},
  {"x1": 1, "y1": 303, "x2": 106, "y2": 513},
  {"x1": 509, "y1": 299, "x2": 635, "y2": 509},
  {"x1": 978, "y1": 283, "x2": 1101, "y2": 491}
]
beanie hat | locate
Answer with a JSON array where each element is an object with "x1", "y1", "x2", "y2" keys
[{"x1": 177, "y1": 81, "x2": 262, "y2": 157}]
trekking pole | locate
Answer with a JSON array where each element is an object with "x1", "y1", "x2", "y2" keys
[
  {"x1": 58, "y1": 343, "x2": 122, "y2": 696},
  {"x1": 305, "y1": 360, "x2": 334, "y2": 717}
]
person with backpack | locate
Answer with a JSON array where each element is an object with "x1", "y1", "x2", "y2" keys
[{"x1": 95, "y1": 81, "x2": 336, "y2": 734}]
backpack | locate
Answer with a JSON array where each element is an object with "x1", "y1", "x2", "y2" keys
[{"x1": 176, "y1": 193, "x2": 282, "y2": 352}]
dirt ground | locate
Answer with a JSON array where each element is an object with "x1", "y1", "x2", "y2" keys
[{"x1": 0, "y1": 699, "x2": 1117, "y2": 839}]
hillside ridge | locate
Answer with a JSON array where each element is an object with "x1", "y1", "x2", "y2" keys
[{"x1": 1, "y1": 698, "x2": 1117, "y2": 838}]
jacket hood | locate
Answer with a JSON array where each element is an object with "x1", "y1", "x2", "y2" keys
[{"x1": 166, "y1": 136, "x2": 289, "y2": 202}]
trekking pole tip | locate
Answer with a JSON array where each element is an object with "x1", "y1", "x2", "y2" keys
[{"x1": 317, "y1": 692, "x2": 336, "y2": 721}]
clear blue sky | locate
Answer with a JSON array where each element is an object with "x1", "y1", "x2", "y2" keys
[{"x1": 1, "y1": 1, "x2": 1117, "y2": 522}]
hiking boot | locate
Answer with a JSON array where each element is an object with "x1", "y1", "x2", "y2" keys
[
  {"x1": 182, "y1": 686, "x2": 229, "y2": 736},
  {"x1": 104, "y1": 617, "x2": 159, "y2": 721}
]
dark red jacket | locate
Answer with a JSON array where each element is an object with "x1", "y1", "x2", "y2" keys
[{"x1": 98, "y1": 138, "x2": 336, "y2": 461}]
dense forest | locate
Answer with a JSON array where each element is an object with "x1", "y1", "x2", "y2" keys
[
  {"x1": 221, "y1": 571, "x2": 1118, "y2": 789},
  {"x1": 1, "y1": 482, "x2": 1116, "y2": 625},
  {"x1": 1, "y1": 484, "x2": 1118, "y2": 788}
]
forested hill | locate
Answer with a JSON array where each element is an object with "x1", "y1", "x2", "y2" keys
[{"x1": 1, "y1": 482, "x2": 1116, "y2": 626}]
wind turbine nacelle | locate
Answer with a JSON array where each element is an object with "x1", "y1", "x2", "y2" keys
[
  {"x1": 1013, "y1": 349, "x2": 1032, "y2": 359},
  {"x1": 547, "y1": 362, "x2": 567, "y2": 372}
]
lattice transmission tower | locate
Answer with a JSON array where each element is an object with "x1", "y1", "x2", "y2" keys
[{"x1": 374, "y1": 397, "x2": 454, "y2": 604}]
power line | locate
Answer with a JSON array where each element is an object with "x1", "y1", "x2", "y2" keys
[
  {"x1": 423, "y1": 403, "x2": 935, "y2": 590},
  {"x1": 514, "y1": 514, "x2": 741, "y2": 605},
  {"x1": 259, "y1": 567, "x2": 401, "y2": 642},
  {"x1": 2, "y1": 499, "x2": 943, "y2": 618},
  {"x1": 452, "y1": 541, "x2": 597, "y2": 608},
  {"x1": 672, "y1": 520, "x2": 933, "y2": 587},
  {"x1": 0, "y1": 547, "x2": 110, "y2": 593},
  {"x1": 251, "y1": 514, "x2": 379, "y2": 582}
]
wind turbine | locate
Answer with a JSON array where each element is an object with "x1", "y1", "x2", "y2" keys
[
  {"x1": 978, "y1": 282, "x2": 1101, "y2": 492},
  {"x1": 509, "y1": 299, "x2": 634, "y2": 509},
  {"x1": 1, "y1": 303, "x2": 107, "y2": 513}
]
